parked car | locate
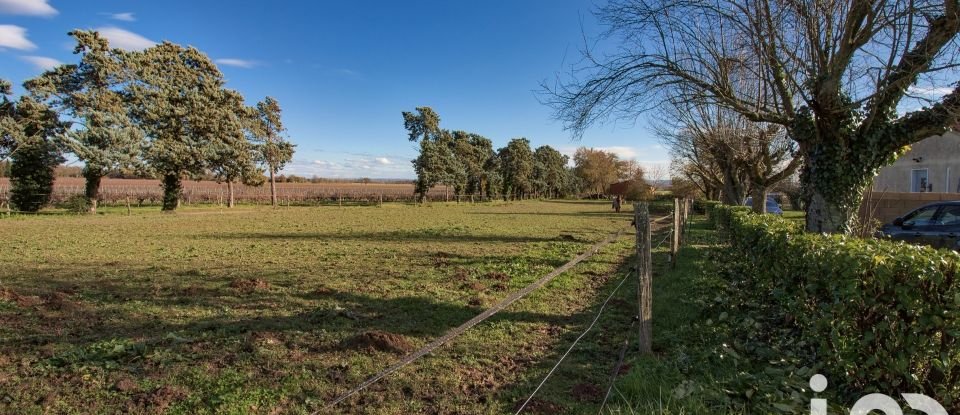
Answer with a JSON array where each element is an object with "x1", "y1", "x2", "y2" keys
[
  {"x1": 743, "y1": 196, "x2": 784, "y2": 215},
  {"x1": 878, "y1": 201, "x2": 960, "y2": 250}
]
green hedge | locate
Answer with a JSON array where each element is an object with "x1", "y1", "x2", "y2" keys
[{"x1": 710, "y1": 205, "x2": 960, "y2": 408}]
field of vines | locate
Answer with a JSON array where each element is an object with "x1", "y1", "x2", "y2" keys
[{"x1": 0, "y1": 178, "x2": 458, "y2": 207}]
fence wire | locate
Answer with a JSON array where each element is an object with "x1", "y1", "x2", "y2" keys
[
  {"x1": 318, "y1": 226, "x2": 629, "y2": 412},
  {"x1": 514, "y1": 270, "x2": 632, "y2": 414}
]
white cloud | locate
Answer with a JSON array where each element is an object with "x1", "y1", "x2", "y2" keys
[
  {"x1": 908, "y1": 86, "x2": 954, "y2": 97},
  {"x1": 96, "y1": 26, "x2": 155, "y2": 51},
  {"x1": 0, "y1": 25, "x2": 35, "y2": 50},
  {"x1": 291, "y1": 156, "x2": 413, "y2": 178},
  {"x1": 0, "y1": 0, "x2": 57, "y2": 17},
  {"x1": 109, "y1": 12, "x2": 136, "y2": 22},
  {"x1": 20, "y1": 55, "x2": 60, "y2": 70},
  {"x1": 596, "y1": 146, "x2": 639, "y2": 159},
  {"x1": 215, "y1": 58, "x2": 258, "y2": 69}
]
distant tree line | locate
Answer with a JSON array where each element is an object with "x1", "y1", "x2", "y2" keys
[
  {"x1": 0, "y1": 30, "x2": 295, "y2": 212},
  {"x1": 404, "y1": 106, "x2": 651, "y2": 201}
]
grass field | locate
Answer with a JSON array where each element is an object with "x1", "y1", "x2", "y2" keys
[{"x1": 0, "y1": 200, "x2": 670, "y2": 414}]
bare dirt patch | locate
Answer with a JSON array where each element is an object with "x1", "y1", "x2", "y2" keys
[
  {"x1": 571, "y1": 383, "x2": 602, "y2": 402},
  {"x1": 484, "y1": 272, "x2": 510, "y2": 281},
  {"x1": 42, "y1": 292, "x2": 80, "y2": 311},
  {"x1": 228, "y1": 278, "x2": 270, "y2": 293},
  {"x1": 135, "y1": 385, "x2": 188, "y2": 414},
  {"x1": 341, "y1": 331, "x2": 413, "y2": 354},
  {"x1": 513, "y1": 397, "x2": 564, "y2": 414}
]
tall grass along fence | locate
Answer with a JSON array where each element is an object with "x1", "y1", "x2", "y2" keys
[{"x1": 709, "y1": 203, "x2": 960, "y2": 410}]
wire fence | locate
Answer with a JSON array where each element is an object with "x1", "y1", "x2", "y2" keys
[{"x1": 0, "y1": 183, "x2": 564, "y2": 211}]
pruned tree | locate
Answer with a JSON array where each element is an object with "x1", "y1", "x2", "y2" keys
[
  {"x1": 252, "y1": 97, "x2": 295, "y2": 207},
  {"x1": 544, "y1": 0, "x2": 960, "y2": 232},
  {"x1": 24, "y1": 30, "x2": 144, "y2": 213},
  {"x1": 656, "y1": 91, "x2": 800, "y2": 212}
]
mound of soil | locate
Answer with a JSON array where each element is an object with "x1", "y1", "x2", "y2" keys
[
  {"x1": 571, "y1": 383, "x2": 603, "y2": 402},
  {"x1": 513, "y1": 397, "x2": 563, "y2": 414},
  {"x1": 463, "y1": 281, "x2": 485, "y2": 291},
  {"x1": 341, "y1": 331, "x2": 413, "y2": 354},
  {"x1": 0, "y1": 287, "x2": 42, "y2": 307},
  {"x1": 229, "y1": 278, "x2": 270, "y2": 293},
  {"x1": 484, "y1": 272, "x2": 510, "y2": 281},
  {"x1": 433, "y1": 252, "x2": 451, "y2": 268},
  {"x1": 135, "y1": 385, "x2": 187, "y2": 413},
  {"x1": 42, "y1": 292, "x2": 79, "y2": 311}
]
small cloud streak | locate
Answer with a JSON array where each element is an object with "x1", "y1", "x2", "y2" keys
[
  {"x1": 109, "y1": 12, "x2": 136, "y2": 22},
  {"x1": 20, "y1": 55, "x2": 60, "y2": 70},
  {"x1": 215, "y1": 58, "x2": 258, "y2": 68},
  {"x1": 908, "y1": 86, "x2": 955, "y2": 97},
  {"x1": 0, "y1": 0, "x2": 57, "y2": 17},
  {"x1": 96, "y1": 26, "x2": 156, "y2": 51},
  {"x1": 0, "y1": 25, "x2": 35, "y2": 50},
  {"x1": 286, "y1": 155, "x2": 413, "y2": 178}
]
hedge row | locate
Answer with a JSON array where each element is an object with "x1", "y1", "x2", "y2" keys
[{"x1": 710, "y1": 205, "x2": 960, "y2": 409}]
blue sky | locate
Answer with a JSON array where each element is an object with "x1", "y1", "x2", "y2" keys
[{"x1": 0, "y1": 0, "x2": 669, "y2": 178}]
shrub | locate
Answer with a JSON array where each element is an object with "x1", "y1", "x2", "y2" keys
[
  {"x1": 56, "y1": 194, "x2": 91, "y2": 213},
  {"x1": 710, "y1": 205, "x2": 960, "y2": 410}
]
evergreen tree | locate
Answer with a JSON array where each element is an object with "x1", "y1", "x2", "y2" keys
[
  {"x1": 24, "y1": 30, "x2": 143, "y2": 213},
  {"x1": 251, "y1": 97, "x2": 294, "y2": 207},
  {"x1": 498, "y1": 138, "x2": 534, "y2": 200},
  {"x1": 7, "y1": 96, "x2": 65, "y2": 212}
]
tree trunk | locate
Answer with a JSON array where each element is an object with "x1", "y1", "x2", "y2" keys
[
  {"x1": 720, "y1": 171, "x2": 747, "y2": 206},
  {"x1": 805, "y1": 190, "x2": 855, "y2": 233},
  {"x1": 161, "y1": 173, "x2": 182, "y2": 212},
  {"x1": 227, "y1": 181, "x2": 235, "y2": 208},
  {"x1": 749, "y1": 186, "x2": 767, "y2": 214},
  {"x1": 83, "y1": 170, "x2": 102, "y2": 214},
  {"x1": 269, "y1": 168, "x2": 277, "y2": 207}
]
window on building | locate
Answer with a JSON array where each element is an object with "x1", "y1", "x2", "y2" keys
[{"x1": 911, "y1": 169, "x2": 929, "y2": 192}]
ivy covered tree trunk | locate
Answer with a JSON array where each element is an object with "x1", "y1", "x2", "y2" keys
[
  {"x1": 83, "y1": 168, "x2": 102, "y2": 214},
  {"x1": 161, "y1": 173, "x2": 182, "y2": 212}
]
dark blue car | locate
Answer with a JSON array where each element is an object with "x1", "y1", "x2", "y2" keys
[
  {"x1": 878, "y1": 201, "x2": 960, "y2": 250},
  {"x1": 743, "y1": 196, "x2": 784, "y2": 215}
]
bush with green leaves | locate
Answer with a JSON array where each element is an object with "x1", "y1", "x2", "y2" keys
[{"x1": 710, "y1": 205, "x2": 960, "y2": 410}]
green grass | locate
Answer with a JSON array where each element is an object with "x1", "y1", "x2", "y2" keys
[
  {"x1": 781, "y1": 210, "x2": 805, "y2": 224},
  {"x1": 604, "y1": 218, "x2": 745, "y2": 414},
  {"x1": 0, "y1": 200, "x2": 669, "y2": 414}
]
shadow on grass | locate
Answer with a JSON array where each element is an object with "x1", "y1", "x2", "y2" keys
[
  {"x1": 195, "y1": 230, "x2": 569, "y2": 244},
  {"x1": 0, "y1": 271, "x2": 566, "y2": 353}
]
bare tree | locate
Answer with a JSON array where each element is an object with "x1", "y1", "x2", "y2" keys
[{"x1": 544, "y1": 0, "x2": 960, "y2": 233}]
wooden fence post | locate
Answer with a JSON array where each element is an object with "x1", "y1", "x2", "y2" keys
[
  {"x1": 671, "y1": 198, "x2": 680, "y2": 267},
  {"x1": 635, "y1": 202, "x2": 653, "y2": 355}
]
